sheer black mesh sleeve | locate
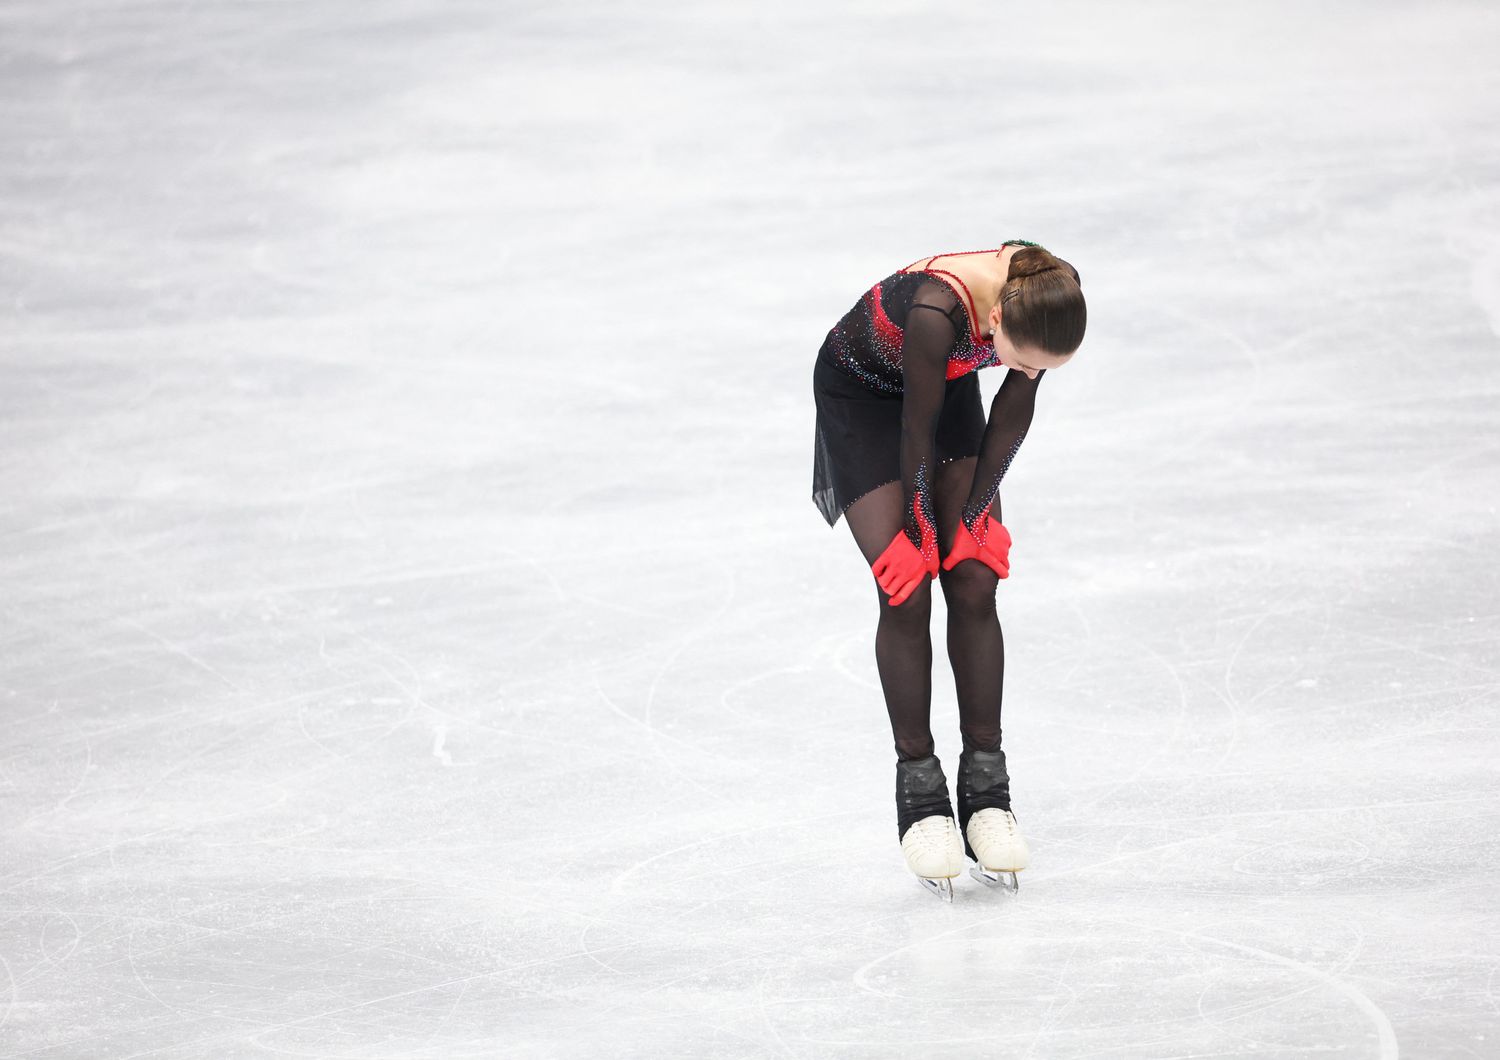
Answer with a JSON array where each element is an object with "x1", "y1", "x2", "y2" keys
[
  {"x1": 961, "y1": 367, "x2": 1044, "y2": 527},
  {"x1": 898, "y1": 293, "x2": 961, "y2": 553}
]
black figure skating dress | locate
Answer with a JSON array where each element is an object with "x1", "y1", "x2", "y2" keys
[{"x1": 811, "y1": 241, "x2": 1044, "y2": 526}]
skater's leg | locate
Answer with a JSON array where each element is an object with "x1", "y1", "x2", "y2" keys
[
  {"x1": 847, "y1": 482, "x2": 963, "y2": 897},
  {"x1": 934, "y1": 458, "x2": 1027, "y2": 888},
  {"x1": 844, "y1": 482, "x2": 936, "y2": 761},
  {"x1": 931, "y1": 458, "x2": 1005, "y2": 756}
]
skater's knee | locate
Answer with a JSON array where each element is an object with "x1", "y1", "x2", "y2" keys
[
  {"x1": 875, "y1": 576, "x2": 932, "y2": 620},
  {"x1": 939, "y1": 563, "x2": 998, "y2": 619}
]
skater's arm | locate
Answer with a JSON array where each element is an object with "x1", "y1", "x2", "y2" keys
[
  {"x1": 961, "y1": 368, "x2": 1044, "y2": 526},
  {"x1": 898, "y1": 298, "x2": 959, "y2": 550}
]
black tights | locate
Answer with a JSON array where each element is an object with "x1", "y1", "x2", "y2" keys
[{"x1": 844, "y1": 462, "x2": 1006, "y2": 762}]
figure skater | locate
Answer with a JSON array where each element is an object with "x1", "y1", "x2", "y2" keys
[{"x1": 810, "y1": 241, "x2": 1086, "y2": 900}]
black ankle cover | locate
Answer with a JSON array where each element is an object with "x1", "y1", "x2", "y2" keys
[
  {"x1": 957, "y1": 747, "x2": 1012, "y2": 834},
  {"x1": 895, "y1": 754, "x2": 956, "y2": 839}
]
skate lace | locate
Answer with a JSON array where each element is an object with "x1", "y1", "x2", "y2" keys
[
  {"x1": 908, "y1": 816, "x2": 955, "y2": 852},
  {"x1": 970, "y1": 809, "x2": 1016, "y2": 840}
]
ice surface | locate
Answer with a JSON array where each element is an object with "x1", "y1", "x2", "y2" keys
[{"x1": 2, "y1": 0, "x2": 1499, "y2": 1056}]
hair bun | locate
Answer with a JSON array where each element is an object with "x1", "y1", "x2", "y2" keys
[
  {"x1": 1007, "y1": 247, "x2": 1064, "y2": 281},
  {"x1": 1007, "y1": 247, "x2": 1081, "y2": 286}
]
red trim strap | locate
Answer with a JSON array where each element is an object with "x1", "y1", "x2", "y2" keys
[{"x1": 897, "y1": 246, "x2": 1010, "y2": 343}]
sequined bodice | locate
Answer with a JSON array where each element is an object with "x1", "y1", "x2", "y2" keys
[{"x1": 818, "y1": 242, "x2": 1042, "y2": 394}]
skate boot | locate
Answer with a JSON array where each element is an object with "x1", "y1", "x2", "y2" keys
[
  {"x1": 896, "y1": 754, "x2": 964, "y2": 901},
  {"x1": 957, "y1": 744, "x2": 1028, "y2": 894}
]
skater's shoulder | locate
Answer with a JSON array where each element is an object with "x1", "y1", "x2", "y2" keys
[{"x1": 883, "y1": 266, "x2": 962, "y2": 306}]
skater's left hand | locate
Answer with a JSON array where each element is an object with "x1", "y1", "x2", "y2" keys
[
  {"x1": 941, "y1": 516, "x2": 1012, "y2": 579},
  {"x1": 873, "y1": 528, "x2": 939, "y2": 606}
]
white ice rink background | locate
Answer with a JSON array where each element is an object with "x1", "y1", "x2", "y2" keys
[{"x1": 2, "y1": 1, "x2": 1499, "y2": 1056}]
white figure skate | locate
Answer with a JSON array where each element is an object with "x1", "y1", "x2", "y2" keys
[
  {"x1": 900, "y1": 813, "x2": 965, "y2": 901},
  {"x1": 965, "y1": 807, "x2": 1028, "y2": 893},
  {"x1": 895, "y1": 755, "x2": 962, "y2": 901}
]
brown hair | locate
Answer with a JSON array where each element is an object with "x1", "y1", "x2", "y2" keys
[{"x1": 998, "y1": 247, "x2": 1086, "y2": 356}]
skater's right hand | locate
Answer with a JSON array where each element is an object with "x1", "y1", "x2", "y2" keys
[
  {"x1": 941, "y1": 516, "x2": 1011, "y2": 580},
  {"x1": 873, "y1": 528, "x2": 937, "y2": 607}
]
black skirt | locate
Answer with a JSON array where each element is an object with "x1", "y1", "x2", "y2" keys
[{"x1": 811, "y1": 348, "x2": 986, "y2": 527}]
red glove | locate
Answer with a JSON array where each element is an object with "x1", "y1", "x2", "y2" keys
[
  {"x1": 941, "y1": 515, "x2": 1012, "y2": 579},
  {"x1": 872, "y1": 509, "x2": 939, "y2": 607}
]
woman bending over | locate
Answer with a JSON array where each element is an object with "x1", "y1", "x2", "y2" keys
[{"x1": 810, "y1": 241, "x2": 1087, "y2": 900}]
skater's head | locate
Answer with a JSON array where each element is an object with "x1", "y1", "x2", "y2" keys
[{"x1": 986, "y1": 248, "x2": 1086, "y2": 380}]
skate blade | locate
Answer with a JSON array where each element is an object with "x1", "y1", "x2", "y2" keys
[
  {"x1": 969, "y1": 864, "x2": 1020, "y2": 894},
  {"x1": 917, "y1": 875, "x2": 955, "y2": 902}
]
